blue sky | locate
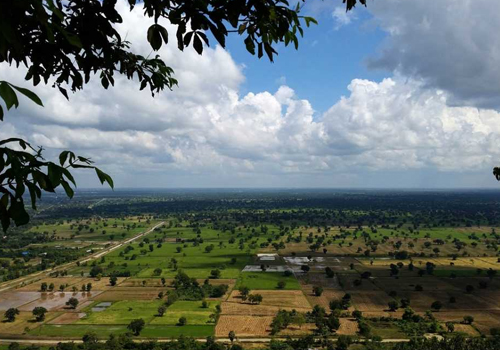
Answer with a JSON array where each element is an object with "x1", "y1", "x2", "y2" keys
[
  {"x1": 225, "y1": 5, "x2": 388, "y2": 113},
  {"x1": 2, "y1": 0, "x2": 500, "y2": 189}
]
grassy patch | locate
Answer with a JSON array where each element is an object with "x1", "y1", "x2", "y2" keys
[
  {"x1": 367, "y1": 320, "x2": 408, "y2": 339},
  {"x1": 36, "y1": 324, "x2": 127, "y2": 338},
  {"x1": 235, "y1": 272, "x2": 301, "y2": 290},
  {"x1": 150, "y1": 301, "x2": 218, "y2": 326},
  {"x1": 433, "y1": 269, "x2": 481, "y2": 277},
  {"x1": 141, "y1": 325, "x2": 214, "y2": 338},
  {"x1": 78, "y1": 300, "x2": 163, "y2": 325}
]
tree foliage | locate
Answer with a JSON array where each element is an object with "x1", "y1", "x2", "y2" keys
[
  {"x1": 0, "y1": 140, "x2": 113, "y2": 232},
  {"x1": 4, "y1": 308, "x2": 19, "y2": 322},
  {"x1": 127, "y1": 318, "x2": 145, "y2": 336},
  {"x1": 32, "y1": 306, "x2": 48, "y2": 322},
  {"x1": 0, "y1": 0, "x2": 321, "y2": 99}
]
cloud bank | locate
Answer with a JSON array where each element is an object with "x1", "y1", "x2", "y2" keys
[
  {"x1": 1, "y1": 0, "x2": 499, "y2": 188},
  {"x1": 368, "y1": 0, "x2": 500, "y2": 109}
]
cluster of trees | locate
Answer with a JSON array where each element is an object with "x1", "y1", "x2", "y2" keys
[
  {"x1": 170, "y1": 271, "x2": 229, "y2": 300},
  {"x1": 329, "y1": 294, "x2": 352, "y2": 310},
  {"x1": 0, "y1": 244, "x2": 87, "y2": 282},
  {"x1": 395, "y1": 308, "x2": 442, "y2": 336},
  {"x1": 270, "y1": 309, "x2": 306, "y2": 335},
  {"x1": 269, "y1": 304, "x2": 347, "y2": 337},
  {"x1": 237, "y1": 286, "x2": 263, "y2": 304},
  {"x1": 3, "y1": 306, "x2": 47, "y2": 323}
]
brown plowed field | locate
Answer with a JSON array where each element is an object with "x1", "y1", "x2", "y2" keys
[
  {"x1": 227, "y1": 290, "x2": 311, "y2": 309},
  {"x1": 336, "y1": 318, "x2": 359, "y2": 335},
  {"x1": 221, "y1": 302, "x2": 311, "y2": 316},
  {"x1": 215, "y1": 315, "x2": 273, "y2": 337},
  {"x1": 303, "y1": 288, "x2": 345, "y2": 309}
]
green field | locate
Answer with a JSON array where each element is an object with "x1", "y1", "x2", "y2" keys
[
  {"x1": 69, "y1": 224, "x2": 278, "y2": 279},
  {"x1": 78, "y1": 300, "x2": 163, "y2": 324},
  {"x1": 150, "y1": 301, "x2": 219, "y2": 326},
  {"x1": 235, "y1": 272, "x2": 301, "y2": 290}
]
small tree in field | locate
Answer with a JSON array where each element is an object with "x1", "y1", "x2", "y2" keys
[
  {"x1": 431, "y1": 301, "x2": 443, "y2": 312},
  {"x1": 210, "y1": 269, "x2": 221, "y2": 279},
  {"x1": 66, "y1": 297, "x2": 79, "y2": 309},
  {"x1": 463, "y1": 315, "x2": 474, "y2": 324},
  {"x1": 248, "y1": 294, "x2": 263, "y2": 304},
  {"x1": 313, "y1": 286, "x2": 323, "y2": 296},
  {"x1": 128, "y1": 319, "x2": 145, "y2": 335},
  {"x1": 157, "y1": 305, "x2": 167, "y2": 317},
  {"x1": 178, "y1": 317, "x2": 187, "y2": 326},
  {"x1": 358, "y1": 321, "x2": 371, "y2": 338},
  {"x1": 4, "y1": 308, "x2": 19, "y2": 322},
  {"x1": 228, "y1": 330, "x2": 236, "y2": 343},
  {"x1": 238, "y1": 286, "x2": 250, "y2": 301},
  {"x1": 446, "y1": 322, "x2": 455, "y2": 332},
  {"x1": 388, "y1": 301, "x2": 399, "y2": 312},
  {"x1": 32, "y1": 307, "x2": 47, "y2": 322},
  {"x1": 352, "y1": 310, "x2": 363, "y2": 320},
  {"x1": 337, "y1": 335, "x2": 353, "y2": 350},
  {"x1": 293, "y1": 313, "x2": 306, "y2": 329},
  {"x1": 109, "y1": 276, "x2": 118, "y2": 286},
  {"x1": 82, "y1": 332, "x2": 99, "y2": 344},
  {"x1": 325, "y1": 267, "x2": 335, "y2": 278},
  {"x1": 277, "y1": 281, "x2": 286, "y2": 289}
]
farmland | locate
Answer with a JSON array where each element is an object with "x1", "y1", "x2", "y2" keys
[{"x1": 2, "y1": 189, "x2": 500, "y2": 349}]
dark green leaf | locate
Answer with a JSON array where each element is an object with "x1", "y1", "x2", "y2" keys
[
  {"x1": 59, "y1": 150, "x2": 70, "y2": 166},
  {"x1": 8, "y1": 200, "x2": 30, "y2": 227},
  {"x1": 25, "y1": 182, "x2": 38, "y2": 210},
  {"x1": 101, "y1": 76, "x2": 109, "y2": 89},
  {"x1": 9, "y1": 84, "x2": 44, "y2": 107},
  {"x1": 244, "y1": 37, "x2": 255, "y2": 55},
  {"x1": 59, "y1": 87, "x2": 69, "y2": 100},
  {"x1": 158, "y1": 25, "x2": 169, "y2": 45},
  {"x1": 304, "y1": 17, "x2": 318, "y2": 27},
  {"x1": 0, "y1": 82, "x2": 19, "y2": 110},
  {"x1": 95, "y1": 168, "x2": 114, "y2": 189},
  {"x1": 147, "y1": 24, "x2": 162, "y2": 50},
  {"x1": 47, "y1": 163, "x2": 63, "y2": 188},
  {"x1": 61, "y1": 180, "x2": 74, "y2": 199},
  {"x1": 62, "y1": 168, "x2": 76, "y2": 186},
  {"x1": 193, "y1": 34, "x2": 203, "y2": 55}
]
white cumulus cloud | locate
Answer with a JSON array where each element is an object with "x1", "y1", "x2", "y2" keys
[{"x1": 1, "y1": 0, "x2": 499, "y2": 188}]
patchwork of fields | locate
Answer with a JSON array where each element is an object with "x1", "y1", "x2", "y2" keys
[{"x1": 3, "y1": 215, "x2": 500, "y2": 341}]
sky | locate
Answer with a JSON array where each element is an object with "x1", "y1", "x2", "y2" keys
[{"x1": 2, "y1": 0, "x2": 500, "y2": 189}]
